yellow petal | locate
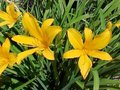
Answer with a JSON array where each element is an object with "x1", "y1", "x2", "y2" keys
[
  {"x1": 63, "y1": 49, "x2": 83, "y2": 59},
  {"x1": 22, "y1": 13, "x2": 42, "y2": 40},
  {"x1": 115, "y1": 22, "x2": 120, "y2": 28},
  {"x1": 88, "y1": 50, "x2": 112, "y2": 60},
  {"x1": 86, "y1": 22, "x2": 112, "y2": 50},
  {"x1": 0, "y1": 48, "x2": 6, "y2": 58},
  {"x1": 42, "y1": 48, "x2": 54, "y2": 60},
  {"x1": 41, "y1": 18, "x2": 54, "y2": 30},
  {"x1": 0, "y1": 10, "x2": 16, "y2": 28},
  {"x1": 45, "y1": 26, "x2": 61, "y2": 45},
  {"x1": 12, "y1": 35, "x2": 38, "y2": 47},
  {"x1": 84, "y1": 28, "x2": 93, "y2": 42},
  {"x1": 106, "y1": 22, "x2": 112, "y2": 30},
  {"x1": 2, "y1": 38, "x2": 10, "y2": 54},
  {"x1": 91, "y1": 30, "x2": 112, "y2": 49},
  {"x1": 6, "y1": 2, "x2": 21, "y2": 19},
  {"x1": 0, "y1": 21, "x2": 9, "y2": 27},
  {"x1": 0, "y1": 10, "x2": 12, "y2": 21},
  {"x1": 36, "y1": 50, "x2": 42, "y2": 55},
  {"x1": 78, "y1": 55, "x2": 92, "y2": 79},
  {"x1": 17, "y1": 48, "x2": 39, "y2": 64},
  {"x1": 8, "y1": 53, "x2": 16, "y2": 67},
  {"x1": 67, "y1": 28, "x2": 83, "y2": 49},
  {"x1": 0, "y1": 64, "x2": 8, "y2": 75},
  {"x1": 0, "y1": 58, "x2": 7, "y2": 65},
  {"x1": 8, "y1": 22, "x2": 15, "y2": 28}
]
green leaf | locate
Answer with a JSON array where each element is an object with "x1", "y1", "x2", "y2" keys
[
  {"x1": 14, "y1": 77, "x2": 36, "y2": 90},
  {"x1": 67, "y1": 14, "x2": 93, "y2": 26},
  {"x1": 100, "y1": 79, "x2": 120, "y2": 85},
  {"x1": 92, "y1": 70, "x2": 99, "y2": 90},
  {"x1": 99, "y1": 9, "x2": 106, "y2": 30},
  {"x1": 62, "y1": 76, "x2": 81, "y2": 90},
  {"x1": 61, "y1": 0, "x2": 75, "y2": 25}
]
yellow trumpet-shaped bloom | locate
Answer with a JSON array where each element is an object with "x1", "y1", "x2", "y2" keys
[
  {"x1": 0, "y1": 38, "x2": 16, "y2": 74},
  {"x1": 63, "y1": 22, "x2": 112, "y2": 79},
  {"x1": 0, "y1": 2, "x2": 21, "y2": 28},
  {"x1": 12, "y1": 13, "x2": 61, "y2": 64}
]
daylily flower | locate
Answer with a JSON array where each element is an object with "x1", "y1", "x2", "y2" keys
[
  {"x1": 12, "y1": 13, "x2": 61, "y2": 64},
  {"x1": 0, "y1": 2, "x2": 21, "y2": 28},
  {"x1": 115, "y1": 22, "x2": 120, "y2": 28},
  {"x1": 0, "y1": 38, "x2": 16, "y2": 74},
  {"x1": 63, "y1": 22, "x2": 112, "y2": 79}
]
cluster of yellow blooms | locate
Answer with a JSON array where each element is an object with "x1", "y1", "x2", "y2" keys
[{"x1": 0, "y1": 3, "x2": 119, "y2": 79}]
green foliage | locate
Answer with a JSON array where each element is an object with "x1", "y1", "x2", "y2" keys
[{"x1": 0, "y1": 0, "x2": 120, "y2": 90}]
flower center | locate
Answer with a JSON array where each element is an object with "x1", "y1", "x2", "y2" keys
[{"x1": 82, "y1": 47, "x2": 88, "y2": 55}]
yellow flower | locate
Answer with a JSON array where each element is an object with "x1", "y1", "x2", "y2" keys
[
  {"x1": 12, "y1": 13, "x2": 61, "y2": 64},
  {"x1": 63, "y1": 22, "x2": 112, "y2": 79},
  {"x1": 0, "y1": 38, "x2": 16, "y2": 74},
  {"x1": 115, "y1": 22, "x2": 120, "y2": 28},
  {"x1": 0, "y1": 2, "x2": 21, "y2": 28}
]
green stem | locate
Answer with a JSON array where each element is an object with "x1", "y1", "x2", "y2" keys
[{"x1": 52, "y1": 60, "x2": 60, "y2": 89}]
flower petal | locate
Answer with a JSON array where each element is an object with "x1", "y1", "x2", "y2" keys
[
  {"x1": 0, "y1": 4, "x2": 19, "y2": 28},
  {"x1": 106, "y1": 21, "x2": 112, "y2": 30},
  {"x1": 45, "y1": 26, "x2": 61, "y2": 45},
  {"x1": 91, "y1": 30, "x2": 112, "y2": 49},
  {"x1": 0, "y1": 21, "x2": 10, "y2": 27},
  {"x1": 67, "y1": 28, "x2": 83, "y2": 49},
  {"x1": 17, "y1": 48, "x2": 39, "y2": 64},
  {"x1": 6, "y1": 2, "x2": 21, "y2": 19},
  {"x1": 78, "y1": 55, "x2": 92, "y2": 79},
  {"x1": 8, "y1": 53, "x2": 16, "y2": 67},
  {"x1": 42, "y1": 48, "x2": 54, "y2": 60},
  {"x1": 115, "y1": 22, "x2": 120, "y2": 28},
  {"x1": 12, "y1": 35, "x2": 38, "y2": 47},
  {"x1": 88, "y1": 50, "x2": 112, "y2": 60},
  {"x1": 84, "y1": 27, "x2": 93, "y2": 42},
  {"x1": 41, "y1": 18, "x2": 54, "y2": 30},
  {"x1": 0, "y1": 64, "x2": 8, "y2": 75},
  {"x1": 22, "y1": 13, "x2": 42, "y2": 40},
  {"x1": 86, "y1": 22, "x2": 112, "y2": 50},
  {"x1": 63, "y1": 49, "x2": 83, "y2": 59},
  {"x1": 8, "y1": 22, "x2": 15, "y2": 28},
  {"x1": 2, "y1": 38, "x2": 10, "y2": 54},
  {"x1": 0, "y1": 10, "x2": 12, "y2": 21}
]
